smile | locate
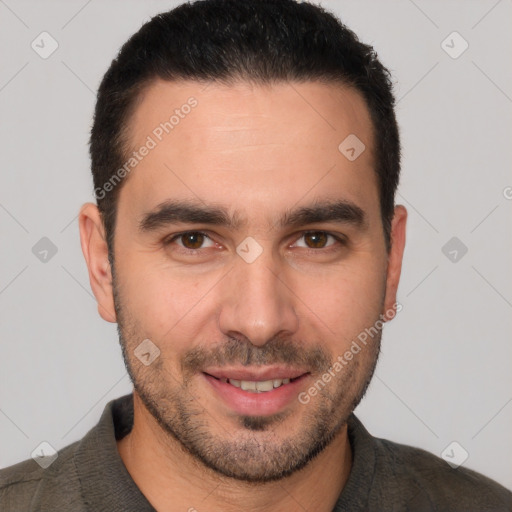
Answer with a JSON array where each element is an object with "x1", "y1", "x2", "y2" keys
[
  {"x1": 207, "y1": 375, "x2": 303, "y2": 393},
  {"x1": 202, "y1": 370, "x2": 311, "y2": 416}
]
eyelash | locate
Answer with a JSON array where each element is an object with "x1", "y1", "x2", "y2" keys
[{"x1": 163, "y1": 230, "x2": 346, "y2": 255}]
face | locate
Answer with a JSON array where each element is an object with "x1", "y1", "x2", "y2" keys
[{"x1": 82, "y1": 79, "x2": 406, "y2": 482}]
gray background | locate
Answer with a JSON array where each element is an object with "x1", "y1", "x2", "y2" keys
[{"x1": 1, "y1": 0, "x2": 511, "y2": 490}]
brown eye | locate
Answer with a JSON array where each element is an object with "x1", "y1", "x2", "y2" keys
[
  {"x1": 303, "y1": 232, "x2": 329, "y2": 249},
  {"x1": 180, "y1": 232, "x2": 206, "y2": 249},
  {"x1": 163, "y1": 231, "x2": 216, "y2": 254}
]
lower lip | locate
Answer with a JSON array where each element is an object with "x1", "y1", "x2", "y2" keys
[{"x1": 203, "y1": 373, "x2": 309, "y2": 416}]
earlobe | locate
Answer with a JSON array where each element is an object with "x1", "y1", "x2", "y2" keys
[
  {"x1": 78, "y1": 202, "x2": 117, "y2": 323},
  {"x1": 383, "y1": 205, "x2": 407, "y2": 319}
]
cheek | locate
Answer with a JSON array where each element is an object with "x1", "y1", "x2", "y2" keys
[
  {"x1": 115, "y1": 253, "x2": 218, "y2": 341},
  {"x1": 293, "y1": 261, "x2": 385, "y2": 341}
]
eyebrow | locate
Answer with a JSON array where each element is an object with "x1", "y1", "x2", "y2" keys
[
  {"x1": 280, "y1": 200, "x2": 366, "y2": 230},
  {"x1": 138, "y1": 198, "x2": 367, "y2": 233}
]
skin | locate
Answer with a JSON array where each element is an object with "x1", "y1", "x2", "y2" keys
[{"x1": 79, "y1": 79, "x2": 407, "y2": 512}]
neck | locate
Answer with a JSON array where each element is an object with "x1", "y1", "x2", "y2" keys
[{"x1": 117, "y1": 392, "x2": 352, "y2": 512}]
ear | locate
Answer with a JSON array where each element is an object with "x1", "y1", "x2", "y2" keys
[
  {"x1": 78, "y1": 203, "x2": 117, "y2": 323},
  {"x1": 383, "y1": 205, "x2": 407, "y2": 319}
]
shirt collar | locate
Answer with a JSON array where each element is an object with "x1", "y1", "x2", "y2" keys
[
  {"x1": 74, "y1": 393, "x2": 155, "y2": 511},
  {"x1": 73, "y1": 393, "x2": 375, "y2": 511}
]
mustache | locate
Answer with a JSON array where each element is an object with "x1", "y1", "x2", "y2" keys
[{"x1": 181, "y1": 336, "x2": 332, "y2": 375}]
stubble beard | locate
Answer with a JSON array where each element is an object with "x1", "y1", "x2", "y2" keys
[{"x1": 112, "y1": 272, "x2": 382, "y2": 482}]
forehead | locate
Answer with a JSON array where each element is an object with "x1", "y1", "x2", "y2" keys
[{"x1": 120, "y1": 79, "x2": 378, "y2": 224}]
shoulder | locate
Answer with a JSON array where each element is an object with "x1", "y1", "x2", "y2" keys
[
  {"x1": 375, "y1": 436, "x2": 512, "y2": 511},
  {"x1": 0, "y1": 441, "x2": 86, "y2": 511}
]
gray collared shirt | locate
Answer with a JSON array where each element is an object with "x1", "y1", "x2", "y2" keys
[{"x1": 1, "y1": 393, "x2": 511, "y2": 511}]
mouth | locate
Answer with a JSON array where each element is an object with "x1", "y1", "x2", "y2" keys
[
  {"x1": 201, "y1": 368, "x2": 311, "y2": 416},
  {"x1": 203, "y1": 373, "x2": 306, "y2": 393}
]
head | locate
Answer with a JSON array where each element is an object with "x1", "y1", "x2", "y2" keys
[{"x1": 80, "y1": 0, "x2": 406, "y2": 483}]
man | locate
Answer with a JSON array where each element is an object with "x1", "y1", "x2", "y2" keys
[{"x1": 1, "y1": 0, "x2": 510, "y2": 510}]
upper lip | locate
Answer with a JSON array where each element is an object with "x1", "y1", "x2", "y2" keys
[{"x1": 203, "y1": 366, "x2": 310, "y2": 381}]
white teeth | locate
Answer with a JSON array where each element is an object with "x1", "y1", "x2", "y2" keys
[
  {"x1": 240, "y1": 380, "x2": 256, "y2": 391},
  {"x1": 255, "y1": 380, "x2": 274, "y2": 392},
  {"x1": 225, "y1": 378, "x2": 293, "y2": 392}
]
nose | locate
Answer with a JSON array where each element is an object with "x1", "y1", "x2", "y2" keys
[{"x1": 218, "y1": 250, "x2": 299, "y2": 347}]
